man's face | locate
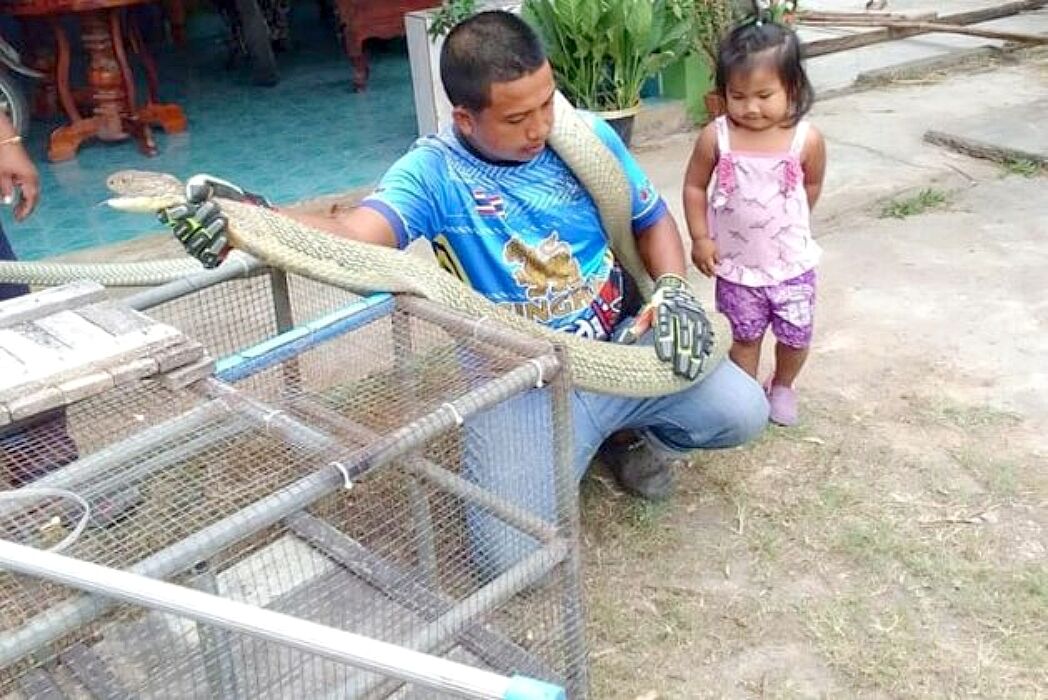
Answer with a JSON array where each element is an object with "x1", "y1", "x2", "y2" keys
[{"x1": 454, "y1": 62, "x2": 556, "y2": 163}]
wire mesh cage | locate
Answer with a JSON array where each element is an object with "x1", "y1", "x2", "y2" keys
[{"x1": 0, "y1": 273, "x2": 587, "y2": 700}]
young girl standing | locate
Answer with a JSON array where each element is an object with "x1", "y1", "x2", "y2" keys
[{"x1": 683, "y1": 19, "x2": 826, "y2": 426}]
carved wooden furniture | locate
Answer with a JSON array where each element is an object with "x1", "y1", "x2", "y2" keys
[
  {"x1": 333, "y1": 0, "x2": 434, "y2": 91},
  {"x1": 1, "y1": 0, "x2": 187, "y2": 162}
]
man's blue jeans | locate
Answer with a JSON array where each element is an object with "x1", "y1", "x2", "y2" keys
[{"x1": 464, "y1": 356, "x2": 769, "y2": 575}]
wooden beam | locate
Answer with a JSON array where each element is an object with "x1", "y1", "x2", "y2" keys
[
  {"x1": 800, "y1": 10, "x2": 939, "y2": 21},
  {"x1": 924, "y1": 130, "x2": 1048, "y2": 167},
  {"x1": 803, "y1": 0, "x2": 1048, "y2": 57},
  {"x1": 801, "y1": 20, "x2": 1048, "y2": 45}
]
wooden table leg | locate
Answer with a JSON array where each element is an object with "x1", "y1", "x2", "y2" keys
[
  {"x1": 332, "y1": 0, "x2": 369, "y2": 91},
  {"x1": 350, "y1": 50, "x2": 368, "y2": 92},
  {"x1": 109, "y1": 8, "x2": 156, "y2": 157},
  {"x1": 47, "y1": 18, "x2": 98, "y2": 162},
  {"x1": 163, "y1": 0, "x2": 187, "y2": 46},
  {"x1": 47, "y1": 8, "x2": 186, "y2": 162},
  {"x1": 80, "y1": 10, "x2": 126, "y2": 140},
  {"x1": 128, "y1": 14, "x2": 187, "y2": 135}
]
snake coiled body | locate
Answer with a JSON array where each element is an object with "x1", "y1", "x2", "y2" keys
[{"x1": 106, "y1": 95, "x2": 728, "y2": 397}]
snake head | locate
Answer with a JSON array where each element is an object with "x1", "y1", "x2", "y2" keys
[{"x1": 106, "y1": 170, "x2": 184, "y2": 199}]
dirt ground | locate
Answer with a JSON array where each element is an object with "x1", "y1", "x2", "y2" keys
[{"x1": 579, "y1": 60, "x2": 1048, "y2": 698}]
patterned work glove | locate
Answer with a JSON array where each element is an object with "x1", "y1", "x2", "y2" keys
[
  {"x1": 619, "y1": 273, "x2": 715, "y2": 381},
  {"x1": 157, "y1": 174, "x2": 271, "y2": 269}
]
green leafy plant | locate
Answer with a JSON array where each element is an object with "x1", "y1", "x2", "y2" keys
[
  {"x1": 879, "y1": 188, "x2": 948, "y2": 219},
  {"x1": 428, "y1": 0, "x2": 478, "y2": 40},
  {"x1": 1000, "y1": 157, "x2": 1045, "y2": 178},
  {"x1": 692, "y1": 0, "x2": 798, "y2": 66},
  {"x1": 523, "y1": 0, "x2": 695, "y2": 112},
  {"x1": 692, "y1": 0, "x2": 744, "y2": 66}
]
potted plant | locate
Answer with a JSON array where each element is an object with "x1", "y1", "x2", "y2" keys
[
  {"x1": 690, "y1": 0, "x2": 747, "y2": 120},
  {"x1": 522, "y1": 0, "x2": 695, "y2": 146},
  {"x1": 688, "y1": 0, "x2": 799, "y2": 121},
  {"x1": 427, "y1": 0, "x2": 481, "y2": 38}
]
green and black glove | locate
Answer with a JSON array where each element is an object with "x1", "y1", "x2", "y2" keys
[
  {"x1": 620, "y1": 273, "x2": 715, "y2": 381},
  {"x1": 158, "y1": 174, "x2": 271, "y2": 269}
]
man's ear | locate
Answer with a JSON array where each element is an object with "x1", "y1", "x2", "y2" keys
[{"x1": 451, "y1": 105, "x2": 475, "y2": 137}]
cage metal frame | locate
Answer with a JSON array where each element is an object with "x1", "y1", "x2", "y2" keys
[{"x1": 0, "y1": 257, "x2": 589, "y2": 699}]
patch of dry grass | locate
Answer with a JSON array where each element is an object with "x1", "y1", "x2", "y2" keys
[{"x1": 581, "y1": 390, "x2": 1046, "y2": 698}]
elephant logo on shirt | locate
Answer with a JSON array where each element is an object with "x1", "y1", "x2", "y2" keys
[{"x1": 504, "y1": 232, "x2": 582, "y2": 300}]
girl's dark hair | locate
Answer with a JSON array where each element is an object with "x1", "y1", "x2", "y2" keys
[{"x1": 715, "y1": 21, "x2": 814, "y2": 124}]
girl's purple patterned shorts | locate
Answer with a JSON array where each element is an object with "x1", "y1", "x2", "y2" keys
[{"x1": 715, "y1": 269, "x2": 817, "y2": 349}]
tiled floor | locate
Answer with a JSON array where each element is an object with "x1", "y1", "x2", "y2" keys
[{"x1": 3, "y1": 11, "x2": 418, "y2": 260}]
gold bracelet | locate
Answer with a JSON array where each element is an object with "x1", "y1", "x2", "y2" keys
[{"x1": 0, "y1": 135, "x2": 22, "y2": 147}]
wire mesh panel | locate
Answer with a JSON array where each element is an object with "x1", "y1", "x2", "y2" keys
[
  {"x1": 143, "y1": 268, "x2": 362, "y2": 360},
  {"x1": 0, "y1": 292, "x2": 586, "y2": 699}
]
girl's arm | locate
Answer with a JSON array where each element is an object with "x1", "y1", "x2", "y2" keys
[
  {"x1": 683, "y1": 123, "x2": 719, "y2": 276},
  {"x1": 802, "y1": 126, "x2": 827, "y2": 211}
]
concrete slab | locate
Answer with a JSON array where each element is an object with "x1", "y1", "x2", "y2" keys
[
  {"x1": 813, "y1": 174, "x2": 1048, "y2": 424},
  {"x1": 925, "y1": 97, "x2": 1048, "y2": 164}
]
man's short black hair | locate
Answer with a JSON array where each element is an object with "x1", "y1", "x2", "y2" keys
[{"x1": 440, "y1": 11, "x2": 547, "y2": 112}]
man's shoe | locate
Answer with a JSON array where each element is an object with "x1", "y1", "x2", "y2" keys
[{"x1": 599, "y1": 438, "x2": 679, "y2": 501}]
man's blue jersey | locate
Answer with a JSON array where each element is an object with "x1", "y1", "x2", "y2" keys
[{"x1": 361, "y1": 114, "x2": 667, "y2": 339}]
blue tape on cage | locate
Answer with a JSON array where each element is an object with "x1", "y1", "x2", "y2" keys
[
  {"x1": 502, "y1": 675, "x2": 566, "y2": 700},
  {"x1": 215, "y1": 293, "x2": 394, "y2": 382}
]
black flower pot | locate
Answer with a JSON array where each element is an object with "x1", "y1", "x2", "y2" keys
[{"x1": 595, "y1": 104, "x2": 642, "y2": 148}]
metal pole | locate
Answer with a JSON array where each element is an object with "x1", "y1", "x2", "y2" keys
[
  {"x1": 391, "y1": 298, "x2": 440, "y2": 583},
  {"x1": 267, "y1": 268, "x2": 294, "y2": 333},
  {"x1": 190, "y1": 562, "x2": 241, "y2": 698},
  {"x1": 288, "y1": 397, "x2": 557, "y2": 544},
  {"x1": 267, "y1": 267, "x2": 305, "y2": 400},
  {"x1": 122, "y1": 253, "x2": 263, "y2": 311},
  {"x1": 396, "y1": 297, "x2": 556, "y2": 360},
  {"x1": 549, "y1": 344, "x2": 589, "y2": 699},
  {"x1": 345, "y1": 540, "x2": 570, "y2": 698},
  {"x1": 0, "y1": 539, "x2": 565, "y2": 700},
  {"x1": 212, "y1": 294, "x2": 394, "y2": 383}
]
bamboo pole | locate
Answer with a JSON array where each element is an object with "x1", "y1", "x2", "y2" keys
[
  {"x1": 802, "y1": 0, "x2": 1048, "y2": 57},
  {"x1": 799, "y1": 19, "x2": 1048, "y2": 45},
  {"x1": 799, "y1": 10, "x2": 938, "y2": 21}
]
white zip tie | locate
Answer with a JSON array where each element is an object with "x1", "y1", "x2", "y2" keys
[
  {"x1": 441, "y1": 402, "x2": 464, "y2": 426},
  {"x1": 261, "y1": 409, "x2": 283, "y2": 434},
  {"x1": 471, "y1": 316, "x2": 490, "y2": 338},
  {"x1": 329, "y1": 462, "x2": 353, "y2": 490},
  {"x1": 528, "y1": 358, "x2": 546, "y2": 388}
]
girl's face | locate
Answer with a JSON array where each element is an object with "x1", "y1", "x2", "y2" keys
[{"x1": 724, "y1": 59, "x2": 790, "y2": 131}]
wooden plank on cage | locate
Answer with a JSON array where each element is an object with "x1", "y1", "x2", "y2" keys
[
  {"x1": 0, "y1": 280, "x2": 106, "y2": 329},
  {"x1": 6, "y1": 387, "x2": 66, "y2": 422},
  {"x1": 0, "y1": 285, "x2": 211, "y2": 426},
  {"x1": 76, "y1": 303, "x2": 157, "y2": 337},
  {"x1": 802, "y1": 0, "x2": 1047, "y2": 57},
  {"x1": 60, "y1": 643, "x2": 135, "y2": 700}
]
